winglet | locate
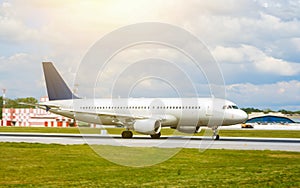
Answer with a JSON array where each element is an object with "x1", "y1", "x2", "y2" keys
[{"x1": 42, "y1": 62, "x2": 79, "y2": 100}]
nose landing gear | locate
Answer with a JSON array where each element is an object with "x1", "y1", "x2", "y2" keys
[{"x1": 212, "y1": 127, "x2": 220, "y2": 140}]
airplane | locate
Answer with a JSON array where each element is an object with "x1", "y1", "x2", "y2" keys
[{"x1": 31, "y1": 62, "x2": 248, "y2": 140}]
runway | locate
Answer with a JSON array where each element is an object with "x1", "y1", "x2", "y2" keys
[{"x1": 0, "y1": 132, "x2": 299, "y2": 152}]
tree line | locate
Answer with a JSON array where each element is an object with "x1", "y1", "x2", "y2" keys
[{"x1": 241, "y1": 107, "x2": 300, "y2": 115}]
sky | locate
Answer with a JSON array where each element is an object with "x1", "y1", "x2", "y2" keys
[{"x1": 0, "y1": 0, "x2": 299, "y2": 110}]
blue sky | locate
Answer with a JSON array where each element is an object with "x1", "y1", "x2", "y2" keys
[{"x1": 0, "y1": 0, "x2": 299, "y2": 110}]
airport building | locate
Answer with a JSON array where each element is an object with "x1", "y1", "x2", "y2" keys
[
  {"x1": 246, "y1": 115, "x2": 295, "y2": 124},
  {"x1": 1, "y1": 97, "x2": 75, "y2": 127},
  {"x1": 246, "y1": 112, "x2": 297, "y2": 124}
]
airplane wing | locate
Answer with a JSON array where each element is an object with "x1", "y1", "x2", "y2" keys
[{"x1": 19, "y1": 102, "x2": 60, "y2": 112}]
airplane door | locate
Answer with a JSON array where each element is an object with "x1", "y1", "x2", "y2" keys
[{"x1": 206, "y1": 104, "x2": 213, "y2": 116}]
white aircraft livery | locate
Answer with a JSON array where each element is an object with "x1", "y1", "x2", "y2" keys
[{"x1": 33, "y1": 62, "x2": 248, "y2": 140}]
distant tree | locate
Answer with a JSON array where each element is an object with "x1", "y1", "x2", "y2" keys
[
  {"x1": 5, "y1": 99, "x2": 17, "y2": 108},
  {"x1": 241, "y1": 107, "x2": 262, "y2": 114},
  {"x1": 278, "y1": 109, "x2": 293, "y2": 115},
  {"x1": 279, "y1": 109, "x2": 300, "y2": 115},
  {"x1": 242, "y1": 107, "x2": 300, "y2": 115},
  {"x1": 6, "y1": 97, "x2": 38, "y2": 108},
  {"x1": 263, "y1": 108, "x2": 274, "y2": 114}
]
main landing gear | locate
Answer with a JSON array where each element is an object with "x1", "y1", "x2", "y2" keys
[
  {"x1": 121, "y1": 130, "x2": 162, "y2": 139},
  {"x1": 121, "y1": 130, "x2": 133, "y2": 138},
  {"x1": 150, "y1": 132, "x2": 161, "y2": 139},
  {"x1": 212, "y1": 127, "x2": 220, "y2": 140}
]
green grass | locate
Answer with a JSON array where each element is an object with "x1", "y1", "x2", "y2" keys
[
  {"x1": 0, "y1": 142, "x2": 299, "y2": 187},
  {"x1": 1, "y1": 126, "x2": 300, "y2": 138},
  {"x1": 0, "y1": 126, "x2": 82, "y2": 133},
  {"x1": 215, "y1": 129, "x2": 300, "y2": 138}
]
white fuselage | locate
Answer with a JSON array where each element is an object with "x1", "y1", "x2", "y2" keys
[{"x1": 41, "y1": 97, "x2": 248, "y2": 129}]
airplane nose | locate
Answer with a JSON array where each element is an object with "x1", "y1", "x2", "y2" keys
[{"x1": 239, "y1": 110, "x2": 248, "y2": 122}]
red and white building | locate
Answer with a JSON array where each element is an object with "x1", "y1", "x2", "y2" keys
[{"x1": 1, "y1": 97, "x2": 75, "y2": 127}]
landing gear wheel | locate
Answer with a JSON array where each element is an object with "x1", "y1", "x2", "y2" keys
[
  {"x1": 150, "y1": 132, "x2": 161, "y2": 139},
  {"x1": 215, "y1": 134, "x2": 220, "y2": 140},
  {"x1": 121, "y1": 131, "x2": 133, "y2": 138}
]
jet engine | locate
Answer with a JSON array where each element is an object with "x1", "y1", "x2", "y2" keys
[
  {"x1": 133, "y1": 119, "x2": 161, "y2": 135},
  {"x1": 176, "y1": 125, "x2": 201, "y2": 134}
]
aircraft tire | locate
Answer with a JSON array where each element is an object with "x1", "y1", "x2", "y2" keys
[
  {"x1": 122, "y1": 131, "x2": 133, "y2": 138},
  {"x1": 150, "y1": 132, "x2": 161, "y2": 139},
  {"x1": 215, "y1": 134, "x2": 220, "y2": 140}
]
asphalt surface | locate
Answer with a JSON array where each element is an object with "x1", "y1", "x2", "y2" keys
[{"x1": 0, "y1": 132, "x2": 299, "y2": 152}]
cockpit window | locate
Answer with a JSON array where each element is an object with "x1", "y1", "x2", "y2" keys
[
  {"x1": 223, "y1": 105, "x2": 229, "y2": 109},
  {"x1": 223, "y1": 105, "x2": 239, "y2": 109},
  {"x1": 232, "y1": 105, "x2": 239, "y2": 109}
]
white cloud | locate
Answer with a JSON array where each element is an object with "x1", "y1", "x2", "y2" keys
[
  {"x1": 226, "y1": 80, "x2": 300, "y2": 109},
  {"x1": 213, "y1": 45, "x2": 300, "y2": 76},
  {"x1": 0, "y1": 53, "x2": 45, "y2": 98},
  {"x1": 178, "y1": 4, "x2": 300, "y2": 48},
  {"x1": 0, "y1": 53, "x2": 32, "y2": 71},
  {"x1": 213, "y1": 46, "x2": 245, "y2": 63},
  {"x1": 291, "y1": 38, "x2": 300, "y2": 52},
  {"x1": 253, "y1": 56, "x2": 300, "y2": 76},
  {"x1": 0, "y1": 2, "x2": 40, "y2": 44},
  {"x1": 75, "y1": 44, "x2": 210, "y2": 98},
  {"x1": 256, "y1": 0, "x2": 300, "y2": 21}
]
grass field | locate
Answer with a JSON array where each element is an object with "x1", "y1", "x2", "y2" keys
[
  {"x1": 1, "y1": 126, "x2": 300, "y2": 138},
  {"x1": 0, "y1": 142, "x2": 299, "y2": 187}
]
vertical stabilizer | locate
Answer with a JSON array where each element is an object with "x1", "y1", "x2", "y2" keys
[{"x1": 42, "y1": 62, "x2": 79, "y2": 100}]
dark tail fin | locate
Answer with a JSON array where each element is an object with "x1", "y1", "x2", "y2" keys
[{"x1": 42, "y1": 62, "x2": 79, "y2": 100}]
